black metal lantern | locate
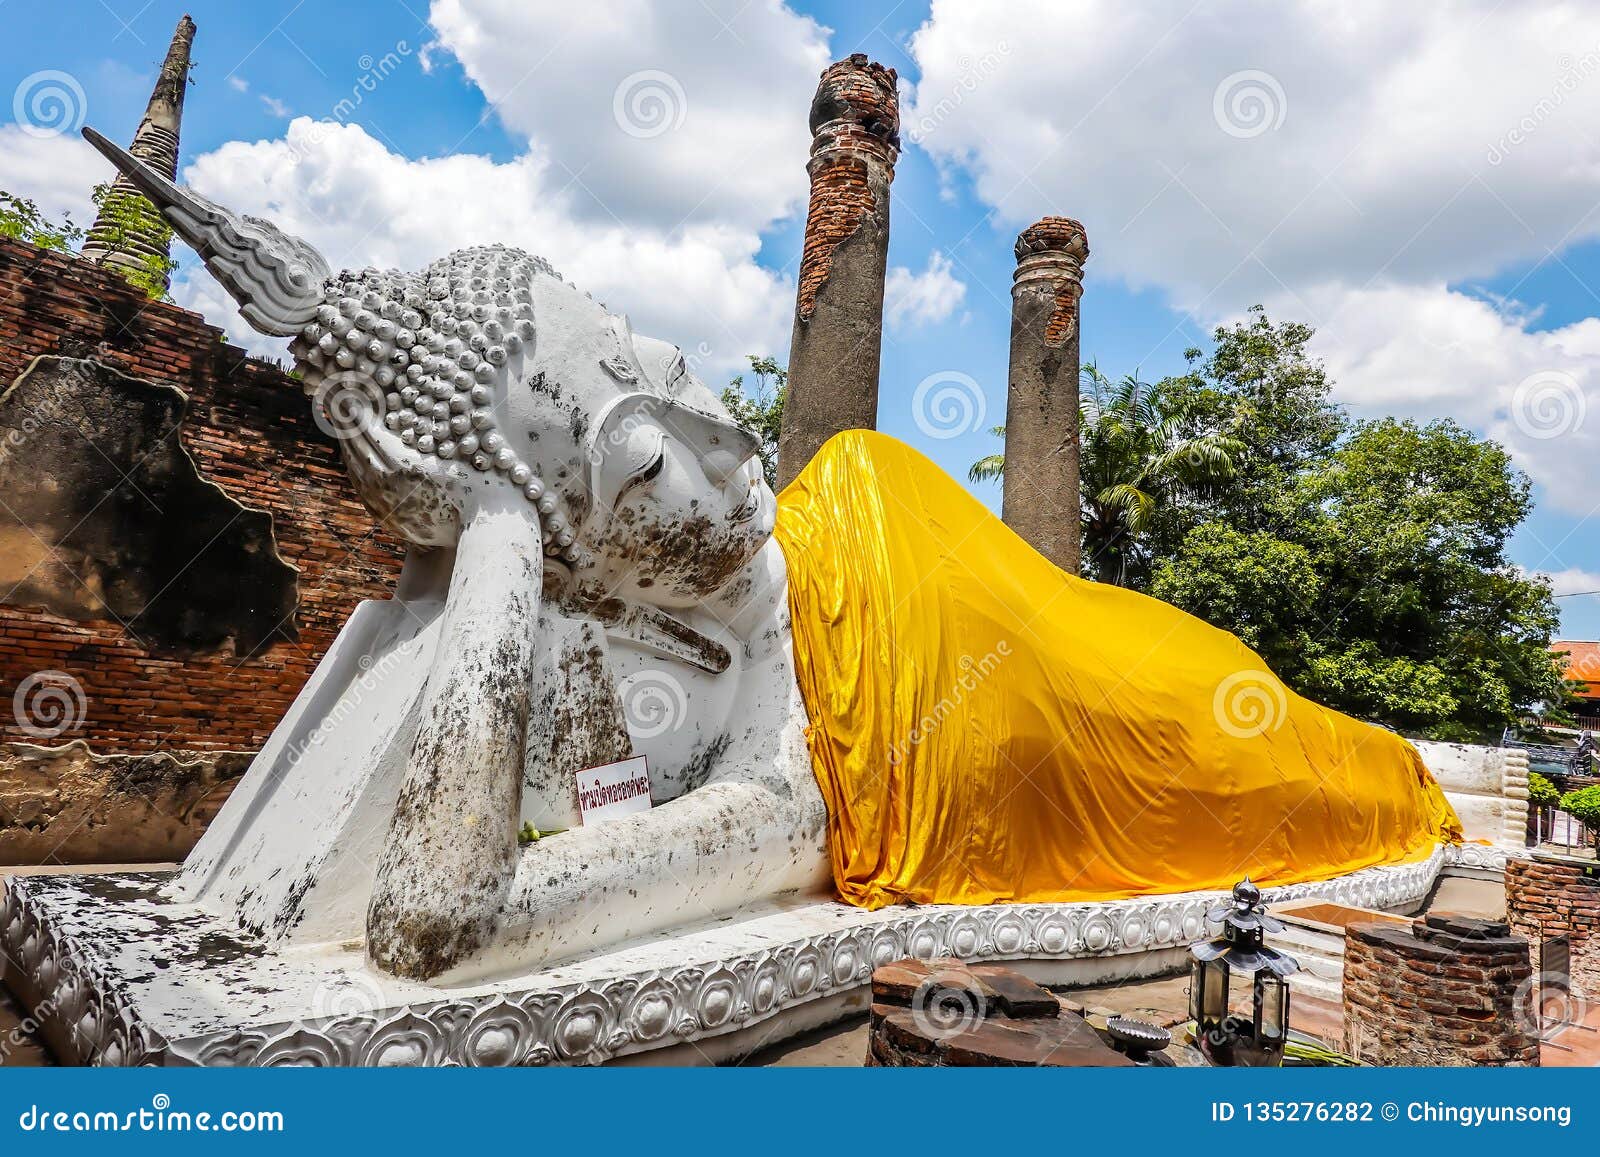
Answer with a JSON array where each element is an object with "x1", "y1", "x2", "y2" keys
[{"x1": 1188, "y1": 878, "x2": 1297, "y2": 1067}]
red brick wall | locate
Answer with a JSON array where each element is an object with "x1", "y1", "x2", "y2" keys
[
  {"x1": 0, "y1": 238, "x2": 404, "y2": 753},
  {"x1": 1342, "y1": 914, "x2": 1538, "y2": 1067},
  {"x1": 1506, "y1": 855, "x2": 1600, "y2": 995}
]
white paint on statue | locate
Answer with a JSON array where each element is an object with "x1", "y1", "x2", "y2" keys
[{"x1": 77, "y1": 125, "x2": 830, "y2": 986}]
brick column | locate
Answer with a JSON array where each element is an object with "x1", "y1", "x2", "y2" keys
[
  {"x1": 775, "y1": 54, "x2": 899, "y2": 490},
  {"x1": 1342, "y1": 914, "x2": 1538, "y2": 1066},
  {"x1": 1003, "y1": 218, "x2": 1088, "y2": 574},
  {"x1": 1506, "y1": 854, "x2": 1600, "y2": 995}
]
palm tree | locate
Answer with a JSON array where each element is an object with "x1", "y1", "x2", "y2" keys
[
  {"x1": 969, "y1": 364, "x2": 1242, "y2": 586},
  {"x1": 968, "y1": 428, "x2": 1006, "y2": 484}
]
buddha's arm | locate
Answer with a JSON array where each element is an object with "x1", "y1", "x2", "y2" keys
[
  {"x1": 365, "y1": 503, "x2": 540, "y2": 982},
  {"x1": 497, "y1": 784, "x2": 824, "y2": 976},
  {"x1": 430, "y1": 674, "x2": 830, "y2": 982}
]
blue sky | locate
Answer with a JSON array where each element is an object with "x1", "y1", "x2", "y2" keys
[{"x1": 8, "y1": 0, "x2": 1600, "y2": 636}]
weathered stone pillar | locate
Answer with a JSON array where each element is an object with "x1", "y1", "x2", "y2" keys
[
  {"x1": 1003, "y1": 218, "x2": 1089, "y2": 574},
  {"x1": 1342, "y1": 914, "x2": 1539, "y2": 1066},
  {"x1": 775, "y1": 54, "x2": 899, "y2": 490},
  {"x1": 81, "y1": 14, "x2": 195, "y2": 293}
]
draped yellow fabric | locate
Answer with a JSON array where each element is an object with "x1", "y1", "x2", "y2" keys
[{"x1": 773, "y1": 430, "x2": 1460, "y2": 910}]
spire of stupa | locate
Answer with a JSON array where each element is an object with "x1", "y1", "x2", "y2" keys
[{"x1": 81, "y1": 14, "x2": 196, "y2": 293}]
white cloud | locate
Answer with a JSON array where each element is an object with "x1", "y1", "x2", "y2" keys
[
  {"x1": 1531, "y1": 567, "x2": 1600, "y2": 597},
  {"x1": 172, "y1": 118, "x2": 792, "y2": 377},
  {"x1": 160, "y1": 1, "x2": 832, "y2": 379},
  {"x1": 259, "y1": 94, "x2": 291, "y2": 118},
  {"x1": 885, "y1": 250, "x2": 967, "y2": 332},
  {"x1": 228, "y1": 76, "x2": 250, "y2": 94},
  {"x1": 907, "y1": 0, "x2": 1600, "y2": 509},
  {"x1": 425, "y1": 0, "x2": 830, "y2": 232},
  {"x1": 909, "y1": 0, "x2": 1600, "y2": 305},
  {"x1": 1271, "y1": 281, "x2": 1600, "y2": 513},
  {"x1": 0, "y1": 127, "x2": 104, "y2": 230}
]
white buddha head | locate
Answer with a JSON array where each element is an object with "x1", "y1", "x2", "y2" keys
[{"x1": 78, "y1": 128, "x2": 773, "y2": 611}]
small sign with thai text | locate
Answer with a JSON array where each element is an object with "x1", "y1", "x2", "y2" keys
[{"x1": 576, "y1": 755, "x2": 652, "y2": 826}]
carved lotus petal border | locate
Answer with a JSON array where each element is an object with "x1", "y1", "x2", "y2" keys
[{"x1": 1, "y1": 844, "x2": 1509, "y2": 1067}]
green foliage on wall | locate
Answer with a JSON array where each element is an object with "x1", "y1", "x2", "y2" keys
[
  {"x1": 0, "y1": 192, "x2": 83, "y2": 252},
  {"x1": 86, "y1": 183, "x2": 178, "y2": 301}
]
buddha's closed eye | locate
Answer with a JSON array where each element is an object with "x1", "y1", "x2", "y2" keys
[{"x1": 613, "y1": 434, "x2": 666, "y2": 509}]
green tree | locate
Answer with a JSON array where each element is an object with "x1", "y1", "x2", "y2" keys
[
  {"x1": 972, "y1": 305, "x2": 1569, "y2": 739},
  {"x1": 1152, "y1": 418, "x2": 1566, "y2": 741},
  {"x1": 0, "y1": 192, "x2": 83, "y2": 252},
  {"x1": 0, "y1": 185, "x2": 175, "y2": 301},
  {"x1": 1162, "y1": 307, "x2": 1343, "y2": 525},
  {"x1": 1559, "y1": 785, "x2": 1600, "y2": 834},
  {"x1": 720, "y1": 355, "x2": 786, "y2": 489},
  {"x1": 1077, "y1": 367, "x2": 1244, "y2": 585},
  {"x1": 968, "y1": 366, "x2": 1243, "y2": 585}
]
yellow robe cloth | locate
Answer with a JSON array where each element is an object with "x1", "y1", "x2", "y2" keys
[{"x1": 773, "y1": 430, "x2": 1460, "y2": 910}]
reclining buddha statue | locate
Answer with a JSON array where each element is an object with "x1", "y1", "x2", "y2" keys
[{"x1": 83, "y1": 127, "x2": 1459, "y2": 985}]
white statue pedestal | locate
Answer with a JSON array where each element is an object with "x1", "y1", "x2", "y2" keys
[{"x1": 1, "y1": 843, "x2": 1503, "y2": 1066}]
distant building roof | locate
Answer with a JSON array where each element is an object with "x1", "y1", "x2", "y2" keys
[{"x1": 1553, "y1": 640, "x2": 1600, "y2": 698}]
